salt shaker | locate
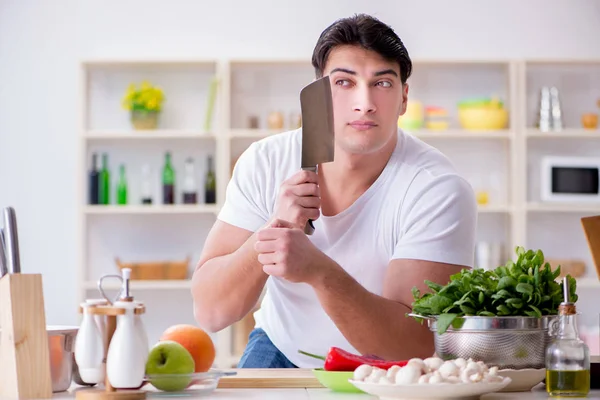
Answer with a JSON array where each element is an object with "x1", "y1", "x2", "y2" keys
[{"x1": 74, "y1": 303, "x2": 105, "y2": 384}]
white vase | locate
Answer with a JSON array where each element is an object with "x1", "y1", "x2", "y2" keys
[
  {"x1": 74, "y1": 303, "x2": 105, "y2": 384},
  {"x1": 106, "y1": 301, "x2": 146, "y2": 389}
]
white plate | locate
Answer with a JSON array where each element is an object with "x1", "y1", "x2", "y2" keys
[
  {"x1": 497, "y1": 368, "x2": 546, "y2": 392},
  {"x1": 348, "y1": 377, "x2": 512, "y2": 400}
]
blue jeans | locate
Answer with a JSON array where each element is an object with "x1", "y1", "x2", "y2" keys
[{"x1": 237, "y1": 328, "x2": 298, "y2": 368}]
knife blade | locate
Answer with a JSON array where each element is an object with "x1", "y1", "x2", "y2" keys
[
  {"x1": 300, "y1": 76, "x2": 335, "y2": 235},
  {"x1": 3, "y1": 207, "x2": 21, "y2": 273},
  {"x1": 0, "y1": 228, "x2": 7, "y2": 278}
]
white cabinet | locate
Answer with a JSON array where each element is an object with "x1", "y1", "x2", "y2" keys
[{"x1": 78, "y1": 58, "x2": 600, "y2": 368}]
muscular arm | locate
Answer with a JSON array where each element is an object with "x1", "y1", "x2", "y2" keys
[
  {"x1": 191, "y1": 220, "x2": 268, "y2": 332},
  {"x1": 311, "y1": 258, "x2": 466, "y2": 360}
]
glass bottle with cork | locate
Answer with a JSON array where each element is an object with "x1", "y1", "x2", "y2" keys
[
  {"x1": 204, "y1": 155, "x2": 216, "y2": 204},
  {"x1": 162, "y1": 151, "x2": 175, "y2": 205},
  {"x1": 545, "y1": 276, "x2": 590, "y2": 397}
]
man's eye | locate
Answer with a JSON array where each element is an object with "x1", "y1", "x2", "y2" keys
[
  {"x1": 335, "y1": 79, "x2": 351, "y2": 86},
  {"x1": 377, "y1": 81, "x2": 392, "y2": 88}
]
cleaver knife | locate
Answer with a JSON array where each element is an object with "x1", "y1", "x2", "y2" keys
[{"x1": 300, "y1": 76, "x2": 335, "y2": 235}]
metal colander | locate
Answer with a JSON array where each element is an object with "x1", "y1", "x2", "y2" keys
[{"x1": 410, "y1": 314, "x2": 558, "y2": 370}]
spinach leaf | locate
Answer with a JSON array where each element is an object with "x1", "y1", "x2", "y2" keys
[{"x1": 410, "y1": 246, "x2": 578, "y2": 335}]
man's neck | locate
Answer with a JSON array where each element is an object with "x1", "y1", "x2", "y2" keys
[{"x1": 318, "y1": 133, "x2": 398, "y2": 217}]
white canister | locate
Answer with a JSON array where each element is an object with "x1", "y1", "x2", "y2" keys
[
  {"x1": 74, "y1": 303, "x2": 105, "y2": 384},
  {"x1": 106, "y1": 301, "x2": 146, "y2": 389}
]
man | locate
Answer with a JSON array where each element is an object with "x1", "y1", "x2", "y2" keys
[{"x1": 191, "y1": 13, "x2": 477, "y2": 369}]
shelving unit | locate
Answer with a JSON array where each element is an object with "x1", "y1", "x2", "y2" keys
[{"x1": 77, "y1": 57, "x2": 600, "y2": 369}]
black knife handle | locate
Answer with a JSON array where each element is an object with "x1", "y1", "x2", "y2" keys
[{"x1": 304, "y1": 219, "x2": 315, "y2": 235}]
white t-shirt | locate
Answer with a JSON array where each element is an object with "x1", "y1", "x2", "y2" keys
[{"x1": 217, "y1": 128, "x2": 477, "y2": 368}]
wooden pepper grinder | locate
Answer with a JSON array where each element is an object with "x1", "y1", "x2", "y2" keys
[{"x1": 0, "y1": 206, "x2": 53, "y2": 399}]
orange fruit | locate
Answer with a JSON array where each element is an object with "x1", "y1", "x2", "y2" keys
[{"x1": 159, "y1": 324, "x2": 216, "y2": 372}]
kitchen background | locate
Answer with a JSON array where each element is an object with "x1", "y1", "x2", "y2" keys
[{"x1": 1, "y1": 0, "x2": 600, "y2": 368}]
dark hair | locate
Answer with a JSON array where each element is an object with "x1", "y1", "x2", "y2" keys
[{"x1": 311, "y1": 14, "x2": 412, "y2": 84}]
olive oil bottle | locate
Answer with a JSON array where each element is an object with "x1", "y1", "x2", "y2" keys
[{"x1": 545, "y1": 277, "x2": 590, "y2": 397}]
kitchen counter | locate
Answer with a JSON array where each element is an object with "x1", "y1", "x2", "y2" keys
[{"x1": 40, "y1": 384, "x2": 600, "y2": 400}]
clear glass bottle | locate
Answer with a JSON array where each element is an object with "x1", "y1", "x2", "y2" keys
[
  {"x1": 545, "y1": 277, "x2": 590, "y2": 397},
  {"x1": 182, "y1": 157, "x2": 198, "y2": 204},
  {"x1": 140, "y1": 164, "x2": 153, "y2": 205}
]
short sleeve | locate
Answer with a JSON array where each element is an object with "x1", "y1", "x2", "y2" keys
[
  {"x1": 217, "y1": 142, "x2": 270, "y2": 232},
  {"x1": 392, "y1": 172, "x2": 478, "y2": 267}
]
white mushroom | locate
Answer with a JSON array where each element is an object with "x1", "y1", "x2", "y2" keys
[
  {"x1": 418, "y1": 373, "x2": 432, "y2": 384},
  {"x1": 488, "y1": 366, "x2": 498, "y2": 376},
  {"x1": 476, "y1": 361, "x2": 489, "y2": 373},
  {"x1": 446, "y1": 376, "x2": 461, "y2": 384},
  {"x1": 386, "y1": 365, "x2": 401, "y2": 381},
  {"x1": 378, "y1": 376, "x2": 394, "y2": 385},
  {"x1": 366, "y1": 368, "x2": 386, "y2": 383},
  {"x1": 423, "y1": 357, "x2": 444, "y2": 372},
  {"x1": 438, "y1": 360, "x2": 460, "y2": 378},
  {"x1": 428, "y1": 371, "x2": 444, "y2": 384},
  {"x1": 353, "y1": 364, "x2": 373, "y2": 381},
  {"x1": 406, "y1": 358, "x2": 428, "y2": 374},
  {"x1": 460, "y1": 364, "x2": 481, "y2": 383},
  {"x1": 454, "y1": 358, "x2": 467, "y2": 369},
  {"x1": 394, "y1": 365, "x2": 422, "y2": 385},
  {"x1": 466, "y1": 361, "x2": 482, "y2": 375}
]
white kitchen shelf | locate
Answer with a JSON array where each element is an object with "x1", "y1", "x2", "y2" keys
[
  {"x1": 78, "y1": 57, "x2": 600, "y2": 369},
  {"x1": 229, "y1": 129, "x2": 286, "y2": 139},
  {"x1": 413, "y1": 129, "x2": 513, "y2": 139},
  {"x1": 83, "y1": 279, "x2": 192, "y2": 290},
  {"x1": 478, "y1": 204, "x2": 513, "y2": 213},
  {"x1": 527, "y1": 129, "x2": 600, "y2": 138},
  {"x1": 575, "y1": 277, "x2": 600, "y2": 289},
  {"x1": 84, "y1": 204, "x2": 220, "y2": 215},
  {"x1": 527, "y1": 203, "x2": 600, "y2": 213},
  {"x1": 85, "y1": 130, "x2": 215, "y2": 140}
]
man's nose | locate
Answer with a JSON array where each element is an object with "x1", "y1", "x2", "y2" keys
[{"x1": 353, "y1": 86, "x2": 376, "y2": 114}]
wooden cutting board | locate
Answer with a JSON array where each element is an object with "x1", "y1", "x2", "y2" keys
[
  {"x1": 217, "y1": 369, "x2": 324, "y2": 388},
  {"x1": 580, "y1": 215, "x2": 600, "y2": 280}
]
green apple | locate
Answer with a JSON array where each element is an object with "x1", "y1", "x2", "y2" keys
[{"x1": 145, "y1": 340, "x2": 195, "y2": 391}]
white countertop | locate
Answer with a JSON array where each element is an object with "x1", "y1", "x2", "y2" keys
[{"x1": 44, "y1": 385, "x2": 600, "y2": 400}]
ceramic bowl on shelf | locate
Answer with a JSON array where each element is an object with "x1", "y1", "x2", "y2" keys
[{"x1": 457, "y1": 97, "x2": 508, "y2": 130}]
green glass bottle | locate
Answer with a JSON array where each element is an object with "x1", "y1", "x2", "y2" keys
[
  {"x1": 116, "y1": 164, "x2": 128, "y2": 205},
  {"x1": 98, "y1": 153, "x2": 110, "y2": 205},
  {"x1": 204, "y1": 155, "x2": 216, "y2": 204},
  {"x1": 162, "y1": 152, "x2": 175, "y2": 204}
]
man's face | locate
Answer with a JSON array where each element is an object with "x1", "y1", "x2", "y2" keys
[{"x1": 323, "y1": 45, "x2": 408, "y2": 155}]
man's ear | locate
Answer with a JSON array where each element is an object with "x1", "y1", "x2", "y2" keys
[{"x1": 399, "y1": 83, "x2": 409, "y2": 116}]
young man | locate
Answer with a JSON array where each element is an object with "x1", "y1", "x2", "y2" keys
[{"x1": 191, "y1": 14, "x2": 477, "y2": 369}]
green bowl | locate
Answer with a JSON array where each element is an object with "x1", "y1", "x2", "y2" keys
[{"x1": 312, "y1": 369, "x2": 363, "y2": 393}]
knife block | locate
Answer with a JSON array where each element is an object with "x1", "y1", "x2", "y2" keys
[{"x1": 0, "y1": 273, "x2": 53, "y2": 399}]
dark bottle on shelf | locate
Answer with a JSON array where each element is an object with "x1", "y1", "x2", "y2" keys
[
  {"x1": 182, "y1": 157, "x2": 198, "y2": 204},
  {"x1": 98, "y1": 153, "x2": 110, "y2": 205},
  {"x1": 116, "y1": 164, "x2": 128, "y2": 205},
  {"x1": 162, "y1": 152, "x2": 175, "y2": 205},
  {"x1": 204, "y1": 155, "x2": 216, "y2": 204},
  {"x1": 88, "y1": 153, "x2": 100, "y2": 204}
]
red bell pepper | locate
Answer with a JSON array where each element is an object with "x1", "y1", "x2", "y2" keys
[{"x1": 298, "y1": 347, "x2": 409, "y2": 371}]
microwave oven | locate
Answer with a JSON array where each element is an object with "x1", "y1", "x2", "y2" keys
[{"x1": 541, "y1": 156, "x2": 600, "y2": 202}]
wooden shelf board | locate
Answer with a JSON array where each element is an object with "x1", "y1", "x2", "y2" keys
[
  {"x1": 85, "y1": 130, "x2": 215, "y2": 140},
  {"x1": 84, "y1": 205, "x2": 220, "y2": 215}
]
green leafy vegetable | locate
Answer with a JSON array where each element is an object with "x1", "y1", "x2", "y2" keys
[{"x1": 410, "y1": 246, "x2": 578, "y2": 334}]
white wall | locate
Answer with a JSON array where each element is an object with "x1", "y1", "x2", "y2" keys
[{"x1": 1, "y1": 0, "x2": 600, "y2": 327}]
